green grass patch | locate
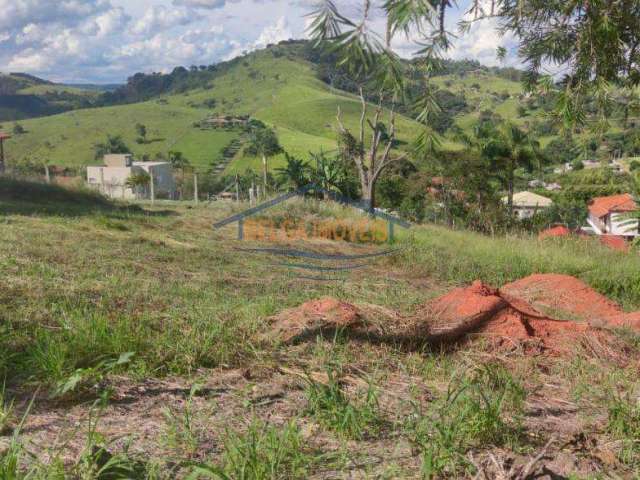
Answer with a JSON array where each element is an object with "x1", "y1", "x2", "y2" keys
[{"x1": 400, "y1": 224, "x2": 640, "y2": 309}]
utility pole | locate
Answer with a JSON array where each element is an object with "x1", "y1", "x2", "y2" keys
[
  {"x1": 235, "y1": 174, "x2": 240, "y2": 202},
  {"x1": 262, "y1": 154, "x2": 268, "y2": 198},
  {"x1": 44, "y1": 165, "x2": 51, "y2": 184},
  {"x1": 150, "y1": 170, "x2": 155, "y2": 205},
  {"x1": 250, "y1": 180, "x2": 255, "y2": 206},
  {"x1": 193, "y1": 173, "x2": 199, "y2": 206}
]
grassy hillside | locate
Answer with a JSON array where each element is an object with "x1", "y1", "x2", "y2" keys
[
  {"x1": 4, "y1": 49, "x2": 421, "y2": 173},
  {"x1": 1, "y1": 180, "x2": 640, "y2": 477},
  {"x1": 3, "y1": 46, "x2": 634, "y2": 179},
  {"x1": 0, "y1": 73, "x2": 97, "y2": 121}
]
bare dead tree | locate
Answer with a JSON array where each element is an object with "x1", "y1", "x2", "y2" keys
[{"x1": 335, "y1": 87, "x2": 407, "y2": 212}]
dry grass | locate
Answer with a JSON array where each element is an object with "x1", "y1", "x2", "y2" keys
[{"x1": 2, "y1": 180, "x2": 640, "y2": 478}]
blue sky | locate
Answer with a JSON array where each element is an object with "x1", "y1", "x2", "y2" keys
[{"x1": 0, "y1": 0, "x2": 517, "y2": 83}]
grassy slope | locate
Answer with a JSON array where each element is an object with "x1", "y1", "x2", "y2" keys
[
  {"x1": 5, "y1": 49, "x2": 421, "y2": 173},
  {"x1": 2, "y1": 178, "x2": 639, "y2": 384},
  {"x1": 4, "y1": 57, "x2": 632, "y2": 176},
  {"x1": 2, "y1": 180, "x2": 640, "y2": 476},
  {"x1": 0, "y1": 73, "x2": 98, "y2": 121}
]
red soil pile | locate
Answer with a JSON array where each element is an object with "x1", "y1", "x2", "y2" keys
[
  {"x1": 538, "y1": 225, "x2": 571, "y2": 240},
  {"x1": 270, "y1": 274, "x2": 640, "y2": 355},
  {"x1": 603, "y1": 312, "x2": 640, "y2": 329},
  {"x1": 501, "y1": 274, "x2": 622, "y2": 320},
  {"x1": 269, "y1": 297, "x2": 361, "y2": 343},
  {"x1": 599, "y1": 235, "x2": 631, "y2": 252},
  {"x1": 422, "y1": 279, "x2": 598, "y2": 353},
  {"x1": 415, "y1": 281, "x2": 506, "y2": 340}
]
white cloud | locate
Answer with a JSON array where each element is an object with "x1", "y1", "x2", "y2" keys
[
  {"x1": 172, "y1": 0, "x2": 228, "y2": 9},
  {"x1": 7, "y1": 50, "x2": 52, "y2": 71},
  {"x1": 448, "y1": 17, "x2": 516, "y2": 67},
  {"x1": 132, "y1": 6, "x2": 196, "y2": 35},
  {"x1": 92, "y1": 7, "x2": 130, "y2": 37},
  {"x1": 0, "y1": 0, "x2": 110, "y2": 32},
  {"x1": 0, "y1": 0, "x2": 517, "y2": 83},
  {"x1": 254, "y1": 16, "x2": 292, "y2": 48}
]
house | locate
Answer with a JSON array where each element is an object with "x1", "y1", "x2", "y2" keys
[
  {"x1": 87, "y1": 154, "x2": 176, "y2": 200},
  {"x1": 503, "y1": 191, "x2": 553, "y2": 219},
  {"x1": 586, "y1": 193, "x2": 639, "y2": 238},
  {"x1": 217, "y1": 191, "x2": 237, "y2": 201},
  {"x1": 554, "y1": 163, "x2": 573, "y2": 174},
  {"x1": 201, "y1": 115, "x2": 249, "y2": 129}
]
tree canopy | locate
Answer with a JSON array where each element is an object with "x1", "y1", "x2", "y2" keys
[{"x1": 308, "y1": 0, "x2": 640, "y2": 129}]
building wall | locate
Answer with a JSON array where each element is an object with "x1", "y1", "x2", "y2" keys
[
  {"x1": 134, "y1": 163, "x2": 176, "y2": 196},
  {"x1": 87, "y1": 162, "x2": 176, "y2": 200},
  {"x1": 608, "y1": 212, "x2": 639, "y2": 237},
  {"x1": 87, "y1": 166, "x2": 137, "y2": 199},
  {"x1": 587, "y1": 213, "x2": 606, "y2": 234},
  {"x1": 514, "y1": 207, "x2": 536, "y2": 219}
]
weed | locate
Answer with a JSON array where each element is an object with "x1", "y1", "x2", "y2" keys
[
  {"x1": 0, "y1": 381, "x2": 15, "y2": 435},
  {"x1": 52, "y1": 351, "x2": 134, "y2": 400},
  {"x1": 94, "y1": 215, "x2": 130, "y2": 231},
  {"x1": 0, "y1": 399, "x2": 158, "y2": 479},
  {"x1": 304, "y1": 365, "x2": 381, "y2": 440},
  {"x1": 607, "y1": 391, "x2": 640, "y2": 467},
  {"x1": 406, "y1": 364, "x2": 526, "y2": 479},
  {"x1": 187, "y1": 419, "x2": 315, "y2": 480},
  {"x1": 163, "y1": 384, "x2": 205, "y2": 457}
]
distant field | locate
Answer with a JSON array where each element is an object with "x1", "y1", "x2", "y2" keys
[
  {"x1": 2, "y1": 50, "x2": 427, "y2": 175},
  {"x1": 4, "y1": 102, "x2": 239, "y2": 171}
]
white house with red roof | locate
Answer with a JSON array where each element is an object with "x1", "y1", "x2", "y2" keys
[{"x1": 586, "y1": 193, "x2": 639, "y2": 238}]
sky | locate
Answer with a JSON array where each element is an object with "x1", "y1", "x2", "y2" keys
[{"x1": 0, "y1": 0, "x2": 519, "y2": 84}]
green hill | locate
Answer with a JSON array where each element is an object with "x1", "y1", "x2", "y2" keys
[
  {"x1": 0, "y1": 72, "x2": 98, "y2": 121},
  {"x1": 3, "y1": 42, "x2": 636, "y2": 178},
  {"x1": 3, "y1": 46, "x2": 422, "y2": 173},
  {"x1": 9, "y1": 42, "x2": 626, "y2": 177}
]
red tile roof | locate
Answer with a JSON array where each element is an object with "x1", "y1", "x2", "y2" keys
[
  {"x1": 599, "y1": 235, "x2": 631, "y2": 253},
  {"x1": 588, "y1": 193, "x2": 637, "y2": 218}
]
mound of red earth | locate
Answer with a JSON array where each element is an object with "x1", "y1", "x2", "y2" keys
[
  {"x1": 269, "y1": 274, "x2": 640, "y2": 355},
  {"x1": 598, "y1": 235, "x2": 631, "y2": 253},
  {"x1": 538, "y1": 225, "x2": 571, "y2": 240},
  {"x1": 269, "y1": 297, "x2": 362, "y2": 343}
]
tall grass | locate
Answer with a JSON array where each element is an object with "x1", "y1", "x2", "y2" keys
[{"x1": 400, "y1": 224, "x2": 640, "y2": 309}]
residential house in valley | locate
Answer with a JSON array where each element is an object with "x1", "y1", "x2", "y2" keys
[
  {"x1": 586, "y1": 193, "x2": 639, "y2": 238},
  {"x1": 503, "y1": 191, "x2": 553, "y2": 219},
  {"x1": 87, "y1": 154, "x2": 176, "y2": 200}
]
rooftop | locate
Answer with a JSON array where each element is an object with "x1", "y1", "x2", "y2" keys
[
  {"x1": 132, "y1": 162, "x2": 170, "y2": 167},
  {"x1": 588, "y1": 193, "x2": 637, "y2": 218},
  {"x1": 504, "y1": 191, "x2": 553, "y2": 208}
]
